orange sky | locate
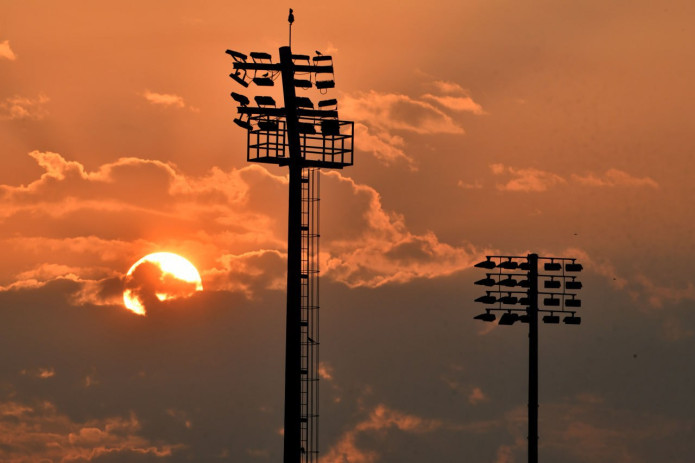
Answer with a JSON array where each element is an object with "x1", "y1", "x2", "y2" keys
[{"x1": 1, "y1": 1, "x2": 694, "y2": 462}]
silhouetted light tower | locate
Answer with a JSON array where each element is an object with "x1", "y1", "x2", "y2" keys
[
  {"x1": 473, "y1": 253, "x2": 583, "y2": 463},
  {"x1": 225, "y1": 12, "x2": 354, "y2": 463}
]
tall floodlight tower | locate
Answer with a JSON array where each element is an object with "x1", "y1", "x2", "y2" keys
[
  {"x1": 472, "y1": 254, "x2": 584, "y2": 463},
  {"x1": 225, "y1": 14, "x2": 354, "y2": 463}
]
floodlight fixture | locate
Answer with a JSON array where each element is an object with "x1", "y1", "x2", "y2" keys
[
  {"x1": 258, "y1": 120, "x2": 279, "y2": 131},
  {"x1": 544, "y1": 262, "x2": 562, "y2": 271},
  {"x1": 518, "y1": 279, "x2": 531, "y2": 288},
  {"x1": 542, "y1": 314, "x2": 560, "y2": 324},
  {"x1": 543, "y1": 297, "x2": 560, "y2": 307},
  {"x1": 253, "y1": 77, "x2": 275, "y2": 86},
  {"x1": 254, "y1": 95, "x2": 277, "y2": 106},
  {"x1": 316, "y1": 79, "x2": 336, "y2": 90},
  {"x1": 320, "y1": 120, "x2": 341, "y2": 136},
  {"x1": 475, "y1": 276, "x2": 497, "y2": 286},
  {"x1": 498, "y1": 260, "x2": 518, "y2": 270},
  {"x1": 475, "y1": 294, "x2": 497, "y2": 304},
  {"x1": 294, "y1": 79, "x2": 312, "y2": 88},
  {"x1": 318, "y1": 98, "x2": 337, "y2": 108},
  {"x1": 250, "y1": 51, "x2": 273, "y2": 61},
  {"x1": 566, "y1": 262, "x2": 583, "y2": 272},
  {"x1": 519, "y1": 314, "x2": 530, "y2": 323},
  {"x1": 231, "y1": 92, "x2": 250, "y2": 106},
  {"x1": 565, "y1": 298, "x2": 581, "y2": 308},
  {"x1": 475, "y1": 258, "x2": 496, "y2": 269},
  {"x1": 225, "y1": 49, "x2": 248, "y2": 60},
  {"x1": 295, "y1": 96, "x2": 314, "y2": 108},
  {"x1": 297, "y1": 122, "x2": 317, "y2": 134},
  {"x1": 544, "y1": 279, "x2": 561, "y2": 289},
  {"x1": 474, "y1": 311, "x2": 496, "y2": 322},
  {"x1": 519, "y1": 262, "x2": 531, "y2": 271},
  {"x1": 565, "y1": 280, "x2": 582, "y2": 290},
  {"x1": 563, "y1": 315, "x2": 581, "y2": 325},
  {"x1": 229, "y1": 71, "x2": 250, "y2": 87},
  {"x1": 234, "y1": 117, "x2": 253, "y2": 131},
  {"x1": 499, "y1": 295, "x2": 519, "y2": 305},
  {"x1": 499, "y1": 277, "x2": 518, "y2": 287},
  {"x1": 499, "y1": 312, "x2": 519, "y2": 325}
]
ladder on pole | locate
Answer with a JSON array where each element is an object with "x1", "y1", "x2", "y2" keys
[{"x1": 299, "y1": 168, "x2": 320, "y2": 462}]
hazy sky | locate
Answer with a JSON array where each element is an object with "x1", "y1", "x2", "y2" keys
[{"x1": 1, "y1": 1, "x2": 694, "y2": 462}]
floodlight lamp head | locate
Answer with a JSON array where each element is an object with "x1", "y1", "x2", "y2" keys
[
  {"x1": 499, "y1": 312, "x2": 519, "y2": 325},
  {"x1": 229, "y1": 71, "x2": 249, "y2": 88},
  {"x1": 544, "y1": 262, "x2": 562, "y2": 271},
  {"x1": 498, "y1": 260, "x2": 518, "y2": 270},
  {"x1": 475, "y1": 294, "x2": 497, "y2": 304},
  {"x1": 474, "y1": 258, "x2": 496, "y2": 269},
  {"x1": 543, "y1": 314, "x2": 560, "y2": 324},
  {"x1": 566, "y1": 262, "x2": 583, "y2": 272},
  {"x1": 474, "y1": 311, "x2": 496, "y2": 322},
  {"x1": 233, "y1": 117, "x2": 253, "y2": 131},
  {"x1": 225, "y1": 49, "x2": 248, "y2": 61},
  {"x1": 474, "y1": 276, "x2": 496, "y2": 287},
  {"x1": 231, "y1": 92, "x2": 250, "y2": 106},
  {"x1": 563, "y1": 315, "x2": 581, "y2": 325}
]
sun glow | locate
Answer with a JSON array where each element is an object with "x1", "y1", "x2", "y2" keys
[{"x1": 123, "y1": 252, "x2": 203, "y2": 315}]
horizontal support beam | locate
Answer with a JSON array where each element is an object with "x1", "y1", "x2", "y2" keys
[
  {"x1": 234, "y1": 63, "x2": 282, "y2": 72},
  {"x1": 232, "y1": 63, "x2": 334, "y2": 74},
  {"x1": 238, "y1": 107, "x2": 286, "y2": 117},
  {"x1": 237, "y1": 107, "x2": 339, "y2": 119}
]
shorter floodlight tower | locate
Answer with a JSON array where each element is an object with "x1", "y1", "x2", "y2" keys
[
  {"x1": 225, "y1": 17, "x2": 354, "y2": 463},
  {"x1": 472, "y1": 254, "x2": 583, "y2": 463}
]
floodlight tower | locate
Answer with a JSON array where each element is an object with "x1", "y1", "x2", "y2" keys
[
  {"x1": 472, "y1": 254, "x2": 584, "y2": 463},
  {"x1": 225, "y1": 14, "x2": 354, "y2": 463}
]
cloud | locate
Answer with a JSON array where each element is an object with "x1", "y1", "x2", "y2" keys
[
  {"x1": 322, "y1": 404, "x2": 442, "y2": 463},
  {"x1": 0, "y1": 399, "x2": 179, "y2": 461},
  {"x1": 0, "y1": 152, "x2": 289, "y2": 306},
  {"x1": 422, "y1": 94, "x2": 486, "y2": 114},
  {"x1": 123, "y1": 260, "x2": 201, "y2": 315},
  {"x1": 142, "y1": 90, "x2": 187, "y2": 109},
  {"x1": 0, "y1": 40, "x2": 16, "y2": 60},
  {"x1": 540, "y1": 394, "x2": 694, "y2": 463},
  {"x1": 202, "y1": 249, "x2": 287, "y2": 297},
  {"x1": 457, "y1": 179, "x2": 483, "y2": 189},
  {"x1": 340, "y1": 84, "x2": 479, "y2": 169},
  {"x1": 341, "y1": 90, "x2": 464, "y2": 135},
  {"x1": 490, "y1": 164, "x2": 567, "y2": 192},
  {"x1": 320, "y1": 171, "x2": 483, "y2": 287},
  {"x1": 0, "y1": 152, "x2": 483, "y2": 311},
  {"x1": 572, "y1": 169, "x2": 658, "y2": 188},
  {"x1": 633, "y1": 274, "x2": 695, "y2": 310},
  {"x1": 0, "y1": 94, "x2": 49, "y2": 120},
  {"x1": 353, "y1": 122, "x2": 417, "y2": 170},
  {"x1": 20, "y1": 367, "x2": 56, "y2": 379},
  {"x1": 490, "y1": 164, "x2": 658, "y2": 192},
  {"x1": 468, "y1": 387, "x2": 487, "y2": 405}
]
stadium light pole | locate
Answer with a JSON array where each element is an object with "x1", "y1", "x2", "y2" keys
[
  {"x1": 473, "y1": 253, "x2": 583, "y2": 463},
  {"x1": 225, "y1": 11, "x2": 353, "y2": 463}
]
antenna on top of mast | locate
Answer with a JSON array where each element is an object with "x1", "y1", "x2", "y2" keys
[{"x1": 288, "y1": 8, "x2": 295, "y2": 47}]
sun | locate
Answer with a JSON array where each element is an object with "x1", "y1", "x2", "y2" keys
[{"x1": 123, "y1": 252, "x2": 203, "y2": 315}]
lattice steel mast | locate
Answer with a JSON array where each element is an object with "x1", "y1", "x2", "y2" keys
[{"x1": 225, "y1": 12, "x2": 354, "y2": 463}]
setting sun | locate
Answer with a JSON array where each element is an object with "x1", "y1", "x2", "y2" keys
[{"x1": 123, "y1": 252, "x2": 203, "y2": 315}]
